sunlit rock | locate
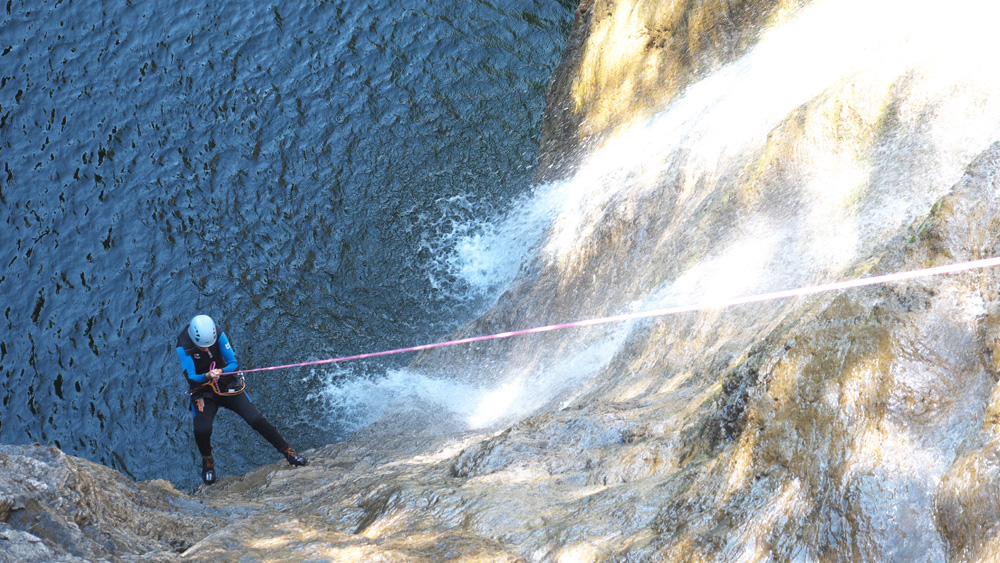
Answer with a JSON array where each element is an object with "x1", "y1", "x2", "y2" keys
[
  {"x1": 7, "y1": 0, "x2": 1000, "y2": 561},
  {"x1": 0, "y1": 444, "x2": 221, "y2": 562}
]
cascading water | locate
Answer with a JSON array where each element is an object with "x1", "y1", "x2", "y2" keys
[
  {"x1": 315, "y1": 0, "x2": 1000, "y2": 449},
  {"x1": 288, "y1": 1, "x2": 1000, "y2": 559},
  {"x1": 434, "y1": 0, "x2": 1000, "y2": 559}
]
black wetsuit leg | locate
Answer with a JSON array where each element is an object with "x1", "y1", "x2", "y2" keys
[
  {"x1": 219, "y1": 393, "x2": 290, "y2": 453},
  {"x1": 191, "y1": 394, "x2": 219, "y2": 458}
]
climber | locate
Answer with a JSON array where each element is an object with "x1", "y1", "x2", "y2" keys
[{"x1": 175, "y1": 314, "x2": 308, "y2": 485}]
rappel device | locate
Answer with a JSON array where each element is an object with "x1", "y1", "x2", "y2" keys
[
  {"x1": 209, "y1": 372, "x2": 246, "y2": 396},
  {"x1": 186, "y1": 372, "x2": 246, "y2": 397}
]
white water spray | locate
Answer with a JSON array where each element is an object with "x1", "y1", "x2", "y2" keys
[{"x1": 311, "y1": 325, "x2": 628, "y2": 432}]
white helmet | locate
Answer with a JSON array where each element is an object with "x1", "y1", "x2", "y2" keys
[{"x1": 188, "y1": 315, "x2": 218, "y2": 347}]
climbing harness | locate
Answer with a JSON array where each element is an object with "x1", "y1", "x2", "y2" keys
[
  {"x1": 186, "y1": 361, "x2": 247, "y2": 397},
  {"x1": 208, "y1": 372, "x2": 246, "y2": 396},
  {"x1": 186, "y1": 373, "x2": 246, "y2": 397}
]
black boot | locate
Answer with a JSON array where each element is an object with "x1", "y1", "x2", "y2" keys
[
  {"x1": 202, "y1": 455, "x2": 217, "y2": 484},
  {"x1": 283, "y1": 447, "x2": 308, "y2": 467}
]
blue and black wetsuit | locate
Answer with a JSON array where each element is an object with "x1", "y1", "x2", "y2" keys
[{"x1": 176, "y1": 328, "x2": 290, "y2": 458}]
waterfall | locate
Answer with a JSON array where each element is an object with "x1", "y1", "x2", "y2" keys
[{"x1": 315, "y1": 0, "x2": 1000, "y2": 460}]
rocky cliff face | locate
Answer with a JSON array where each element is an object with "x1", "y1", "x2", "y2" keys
[
  {"x1": 0, "y1": 445, "x2": 221, "y2": 561},
  {"x1": 7, "y1": 0, "x2": 1000, "y2": 561}
]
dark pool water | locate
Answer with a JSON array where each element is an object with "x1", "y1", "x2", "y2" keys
[{"x1": 0, "y1": 0, "x2": 574, "y2": 488}]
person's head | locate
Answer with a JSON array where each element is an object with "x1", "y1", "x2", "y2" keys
[{"x1": 188, "y1": 315, "x2": 217, "y2": 349}]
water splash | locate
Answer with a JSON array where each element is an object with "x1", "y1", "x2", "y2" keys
[
  {"x1": 440, "y1": 186, "x2": 562, "y2": 301},
  {"x1": 312, "y1": 322, "x2": 630, "y2": 432}
]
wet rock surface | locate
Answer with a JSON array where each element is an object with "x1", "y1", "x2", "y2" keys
[{"x1": 7, "y1": 0, "x2": 1000, "y2": 561}]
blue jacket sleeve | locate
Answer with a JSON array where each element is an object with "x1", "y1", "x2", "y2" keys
[
  {"x1": 218, "y1": 332, "x2": 238, "y2": 373},
  {"x1": 176, "y1": 346, "x2": 207, "y2": 383}
]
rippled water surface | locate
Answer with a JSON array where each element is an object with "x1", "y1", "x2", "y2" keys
[{"x1": 0, "y1": 0, "x2": 574, "y2": 487}]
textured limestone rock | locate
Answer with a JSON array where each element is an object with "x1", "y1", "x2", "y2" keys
[{"x1": 0, "y1": 444, "x2": 229, "y2": 562}]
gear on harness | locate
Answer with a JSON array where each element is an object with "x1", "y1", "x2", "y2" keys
[
  {"x1": 209, "y1": 372, "x2": 246, "y2": 396},
  {"x1": 186, "y1": 369, "x2": 246, "y2": 398}
]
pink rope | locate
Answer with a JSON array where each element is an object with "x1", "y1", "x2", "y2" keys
[{"x1": 234, "y1": 256, "x2": 1000, "y2": 375}]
